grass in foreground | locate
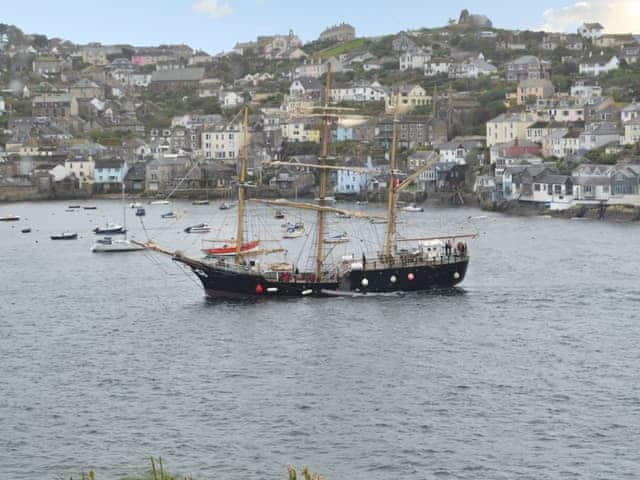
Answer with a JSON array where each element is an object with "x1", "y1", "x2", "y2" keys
[{"x1": 70, "y1": 458, "x2": 325, "y2": 480}]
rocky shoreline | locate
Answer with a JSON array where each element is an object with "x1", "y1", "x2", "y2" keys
[{"x1": 480, "y1": 199, "x2": 640, "y2": 223}]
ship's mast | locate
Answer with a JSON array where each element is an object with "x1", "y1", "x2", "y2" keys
[
  {"x1": 315, "y1": 63, "x2": 332, "y2": 280},
  {"x1": 235, "y1": 105, "x2": 249, "y2": 264},
  {"x1": 383, "y1": 96, "x2": 400, "y2": 259}
]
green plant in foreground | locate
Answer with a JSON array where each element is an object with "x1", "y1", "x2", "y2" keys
[{"x1": 71, "y1": 459, "x2": 325, "y2": 479}]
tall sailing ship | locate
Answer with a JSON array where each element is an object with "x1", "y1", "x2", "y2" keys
[{"x1": 138, "y1": 68, "x2": 473, "y2": 298}]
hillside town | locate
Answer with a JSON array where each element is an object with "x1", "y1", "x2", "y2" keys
[{"x1": 1, "y1": 10, "x2": 640, "y2": 213}]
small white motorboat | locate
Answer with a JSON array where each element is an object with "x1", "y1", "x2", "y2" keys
[
  {"x1": 0, "y1": 215, "x2": 20, "y2": 222},
  {"x1": 93, "y1": 223, "x2": 126, "y2": 234},
  {"x1": 324, "y1": 232, "x2": 350, "y2": 244},
  {"x1": 91, "y1": 237, "x2": 145, "y2": 253},
  {"x1": 282, "y1": 223, "x2": 305, "y2": 239},
  {"x1": 51, "y1": 232, "x2": 78, "y2": 240},
  {"x1": 315, "y1": 196, "x2": 336, "y2": 204},
  {"x1": 150, "y1": 200, "x2": 171, "y2": 205},
  {"x1": 130, "y1": 202, "x2": 143, "y2": 209},
  {"x1": 335, "y1": 212, "x2": 351, "y2": 219},
  {"x1": 402, "y1": 204, "x2": 424, "y2": 212}
]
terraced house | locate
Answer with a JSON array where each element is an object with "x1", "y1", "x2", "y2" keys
[{"x1": 202, "y1": 125, "x2": 242, "y2": 162}]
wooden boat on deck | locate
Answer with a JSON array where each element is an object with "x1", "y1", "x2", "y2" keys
[{"x1": 202, "y1": 239, "x2": 260, "y2": 257}]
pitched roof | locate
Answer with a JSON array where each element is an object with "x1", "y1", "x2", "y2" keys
[
  {"x1": 536, "y1": 173, "x2": 570, "y2": 184},
  {"x1": 580, "y1": 53, "x2": 618, "y2": 64},
  {"x1": 510, "y1": 55, "x2": 542, "y2": 65},
  {"x1": 95, "y1": 158, "x2": 124, "y2": 169},
  {"x1": 582, "y1": 122, "x2": 621, "y2": 135},
  {"x1": 622, "y1": 102, "x2": 640, "y2": 113},
  {"x1": 150, "y1": 67, "x2": 205, "y2": 83},
  {"x1": 519, "y1": 79, "x2": 554, "y2": 89},
  {"x1": 293, "y1": 77, "x2": 322, "y2": 91}
]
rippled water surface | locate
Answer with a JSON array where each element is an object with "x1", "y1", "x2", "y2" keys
[{"x1": 1, "y1": 200, "x2": 640, "y2": 479}]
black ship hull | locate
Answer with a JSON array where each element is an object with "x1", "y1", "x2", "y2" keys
[{"x1": 176, "y1": 256, "x2": 469, "y2": 298}]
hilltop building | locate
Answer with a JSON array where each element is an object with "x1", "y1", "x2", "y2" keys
[
  {"x1": 578, "y1": 22, "x2": 605, "y2": 40},
  {"x1": 458, "y1": 9, "x2": 493, "y2": 28},
  {"x1": 319, "y1": 23, "x2": 356, "y2": 43}
]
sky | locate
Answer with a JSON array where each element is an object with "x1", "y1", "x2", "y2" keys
[{"x1": 2, "y1": 1, "x2": 639, "y2": 53}]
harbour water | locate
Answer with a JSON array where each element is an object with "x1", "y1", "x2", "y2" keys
[{"x1": 1, "y1": 200, "x2": 640, "y2": 479}]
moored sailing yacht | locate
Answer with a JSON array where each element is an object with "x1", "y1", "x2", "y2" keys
[
  {"x1": 138, "y1": 68, "x2": 472, "y2": 298},
  {"x1": 92, "y1": 184, "x2": 145, "y2": 253}
]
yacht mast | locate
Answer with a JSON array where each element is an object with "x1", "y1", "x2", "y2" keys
[
  {"x1": 315, "y1": 63, "x2": 332, "y2": 280},
  {"x1": 235, "y1": 105, "x2": 249, "y2": 263},
  {"x1": 121, "y1": 181, "x2": 127, "y2": 240},
  {"x1": 384, "y1": 97, "x2": 400, "y2": 258}
]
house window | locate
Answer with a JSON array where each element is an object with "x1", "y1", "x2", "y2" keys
[
  {"x1": 534, "y1": 184, "x2": 541, "y2": 191},
  {"x1": 554, "y1": 184, "x2": 562, "y2": 194}
]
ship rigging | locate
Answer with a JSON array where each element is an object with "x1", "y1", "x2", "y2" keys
[{"x1": 136, "y1": 66, "x2": 474, "y2": 298}]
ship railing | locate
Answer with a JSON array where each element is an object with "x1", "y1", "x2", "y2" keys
[
  {"x1": 352, "y1": 253, "x2": 468, "y2": 271},
  {"x1": 203, "y1": 257, "x2": 256, "y2": 274},
  {"x1": 263, "y1": 270, "x2": 338, "y2": 283}
]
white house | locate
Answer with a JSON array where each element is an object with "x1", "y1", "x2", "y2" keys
[
  {"x1": 129, "y1": 73, "x2": 152, "y2": 88},
  {"x1": 530, "y1": 172, "x2": 573, "y2": 206},
  {"x1": 541, "y1": 102, "x2": 585, "y2": 123},
  {"x1": 399, "y1": 49, "x2": 431, "y2": 71},
  {"x1": 0, "y1": 96, "x2": 5, "y2": 114},
  {"x1": 622, "y1": 118, "x2": 640, "y2": 145},
  {"x1": 407, "y1": 150, "x2": 438, "y2": 169},
  {"x1": 486, "y1": 112, "x2": 536, "y2": 147},
  {"x1": 571, "y1": 164, "x2": 614, "y2": 201},
  {"x1": 294, "y1": 59, "x2": 328, "y2": 79},
  {"x1": 578, "y1": 122, "x2": 621, "y2": 151},
  {"x1": 424, "y1": 58, "x2": 451, "y2": 77},
  {"x1": 438, "y1": 136, "x2": 485, "y2": 165},
  {"x1": 330, "y1": 81, "x2": 387, "y2": 103},
  {"x1": 220, "y1": 91, "x2": 244, "y2": 109},
  {"x1": 280, "y1": 120, "x2": 320, "y2": 143},
  {"x1": 335, "y1": 169, "x2": 368, "y2": 195},
  {"x1": 578, "y1": 22, "x2": 605, "y2": 40},
  {"x1": 621, "y1": 101, "x2": 640, "y2": 123},
  {"x1": 579, "y1": 53, "x2": 619, "y2": 76},
  {"x1": 49, "y1": 164, "x2": 69, "y2": 182},
  {"x1": 448, "y1": 54, "x2": 497, "y2": 79},
  {"x1": 202, "y1": 124, "x2": 242, "y2": 161},
  {"x1": 64, "y1": 155, "x2": 95, "y2": 187},
  {"x1": 570, "y1": 80, "x2": 602, "y2": 99},
  {"x1": 289, "y1": 77, "x2": 322, "y2": 98}
]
